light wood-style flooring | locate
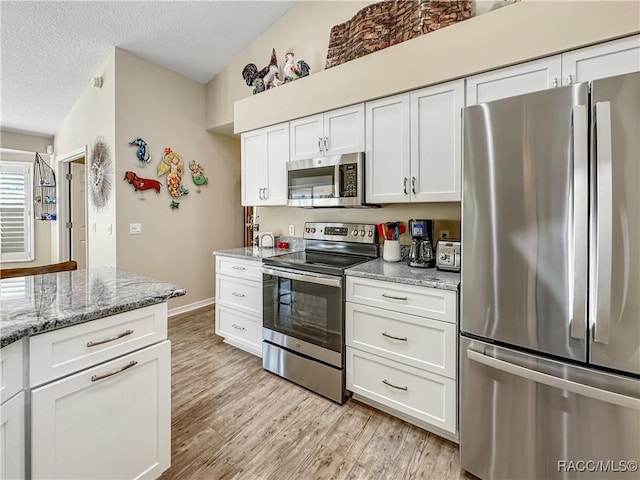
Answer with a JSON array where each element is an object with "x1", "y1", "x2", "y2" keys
[{"x1": 160, "y1": 305, "x2": 472, "y2": 480}]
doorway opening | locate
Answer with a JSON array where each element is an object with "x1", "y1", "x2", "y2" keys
[{"x1": 67, "y1": 159, "x2": 86, "y2": 268}]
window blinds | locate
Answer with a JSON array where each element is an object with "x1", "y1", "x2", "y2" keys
[{"x1": 0, "y1": 162, "x2": 33, "y2": 262}]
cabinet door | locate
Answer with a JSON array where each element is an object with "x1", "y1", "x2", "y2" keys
[
  {"x1": 323, "y1": 104, "x2": 365, "y2": 156},
  {"x1": 466, "y1": 56, "x2": 562, "y2": 105},
  {"x1": 289, "y1": 114, "x2": 323, "y2": 161},
  {"x1": 410, "y1": 80, "x2": 464, "y2": 202},
  {"x1": 32, "y1": 342, "x2": 170, "y2": 480},
  {"x1": 241, "y1": 129, "x2": 265, "y2": 206},
  {"x1": 562, "y1": 34, "x2": 640, "y2": 85},
  {"x1": 215, "y1": 304, "x2": 262, "y2": 357},
  {"x1": 263, "y1": 122, "x2": 289, "y2": 206},
  {"x1": 1, "y1": 392, "x2": 25, "y2": 480},
  {"x1": 365, "y1": 94, "x2": 411, "y2": 204}
]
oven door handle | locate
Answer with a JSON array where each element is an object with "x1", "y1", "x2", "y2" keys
[{"x1": 262, "y1": 267, "x2": 342, "y2": 288}]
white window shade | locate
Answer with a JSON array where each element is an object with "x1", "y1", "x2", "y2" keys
[{"x1": 0, "y1": 161, "x2": 34, "y2": 262}]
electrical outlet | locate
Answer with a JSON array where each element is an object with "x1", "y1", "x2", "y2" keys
[
  {"x1": 129, "y1": 223, "x2": 142, "y2": 235},
  {"x1": 440, "y1": 230, "x2": 449, "y2": 238},
  {"x1": 289, "y1": 224, "x2": 295, "y2": 235}
]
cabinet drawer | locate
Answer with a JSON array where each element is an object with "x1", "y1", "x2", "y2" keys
[
  {"x1": 215, "y1": 256, "x2": 263, "y2": 282},
  {"x1": 30, "y1": 303, "x2": 168, "y2": 387},
  {"x1": 215, "y1": 304, "x2": 262, "y2": 357},
  {"x1": 346, "y1": 276, "x2": 456, "y2": 323},
  {"x1": 347, "y1": 348, "x2": 456, "y2": 434},
  {"x1": 346, "y1": 302, "x2": 456, "y2": 379},
  {"x1": 31, "y1": 341, "x2": 170, "y2": 480},
  {"x1": 216, "y1": 274, "x2": 262, "y2": 316},
  {"x1": 1, "y1": 338, "x2": 24, "y2": 404}
]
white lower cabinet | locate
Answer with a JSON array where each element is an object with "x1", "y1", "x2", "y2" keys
[
  {"x1": 31, "y1": 341, "x2": 170, "y2": 480},
  {"x1": 215, "y1": 304, "x2": 262, "y2": 356},
  {"x1": 1, "y1": 391, "x2": 25, "y2": 480},
  {"x1": 346, "y1": 276, "x2": 458, "y2": 441}
]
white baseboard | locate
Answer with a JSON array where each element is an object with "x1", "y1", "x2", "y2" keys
[{"x1": 168, "y1": 297, "x2": 215, "y2": 317}]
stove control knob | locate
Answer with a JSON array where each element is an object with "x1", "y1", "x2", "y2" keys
[
  {"x1": 305, "y1": 227, "x2": 311, "y2": 233},
  {"x1": 360, "y1": 230, "x2": 366, "y2": 236},
  {"x1": 440, "y1": 253, "x2": 449, "y2": 261},
  {"x1": 352, "y1": 229, "x2": 358, "y2": 236},
  {"x1": 311, "y1": 228, "x2": 316, "y2": 233},
  {"x1": 367, "y1": 231, "x2": 373, "y2": 237}
]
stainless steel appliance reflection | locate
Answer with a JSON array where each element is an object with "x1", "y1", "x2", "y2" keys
[
  {"x1": 461, "y1": 72, "x2": 640, "y2": 479},
  {"x1": 262, "y1": 222, "x2": 379, "y2": 403}
]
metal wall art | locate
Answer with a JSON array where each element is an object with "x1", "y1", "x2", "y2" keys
[
  {"x1": 157, "y1": 147, "x2": 189, "y2": 208},
  {"x1": 188, "y1": 160, "x2": 208, "y2": 193},
  {"x1": 123, "y1": 171, "x2": 162, "y2": 194},
  {"x1": 90, "y1": 137, "x2": 114, "y2": 212},
  {"x1": 33, "y1": 152, "x2": 57, "y2": 220},
  {"x1": 128, "y1": 137, "x2": 151, "y2": 166}
]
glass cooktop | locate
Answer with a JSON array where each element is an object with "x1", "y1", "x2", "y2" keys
[{"x1": 263, "y1": 251, "x2": 370, "y2": 276}]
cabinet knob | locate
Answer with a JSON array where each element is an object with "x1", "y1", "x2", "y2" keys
[{"x1": 552, "y1": 77, "x2": 559, "y2": 88}]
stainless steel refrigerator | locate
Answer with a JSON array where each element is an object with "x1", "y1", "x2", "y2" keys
[{"x1": 460, "y1": 72, "x2": 640, "y2": 480}]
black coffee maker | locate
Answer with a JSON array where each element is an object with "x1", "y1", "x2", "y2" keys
[{"x1": 407, "y1": 219, "x2": 435, "y2": 268}]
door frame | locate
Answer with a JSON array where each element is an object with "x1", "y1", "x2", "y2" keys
[{"x1": 55, "y1": 146, "x2": 89, "y2": 265}]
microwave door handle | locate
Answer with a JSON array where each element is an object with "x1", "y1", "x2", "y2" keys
[
  {"x1": 570, "y1": 105, "x2": 588, "y2": 341},
  {"x1": 593, "y1": 101, "x2": 613, "y2": 344},
  {"x1": 335, "y1": 164, "x2": 343, "y2": 198}
]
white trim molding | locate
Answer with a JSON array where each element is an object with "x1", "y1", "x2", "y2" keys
[{"x1": 168, "y1": 297, "x2": 215, "y2": 318}]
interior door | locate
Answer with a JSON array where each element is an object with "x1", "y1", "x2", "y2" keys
[
  {"x1": 70, "y1": 161, "x2": 86, "y2": 269},
  {"x1": 590, "y1": 72, "x2": 640, "y2": 375}
]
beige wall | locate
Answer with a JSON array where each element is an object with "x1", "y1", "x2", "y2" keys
[
  {"x1": 1, "y1": 130, "x2": 53, "y2": 153},
  {"x1": 0, "y1": 150, "x2": 52, "y2": 268},
  {"x1": 233, "y1": 0, "x2": 640, "y2": 133},
  {"x1": 114, "y1": 49, "x2": 243, "y2": 309},
  {"x1": 205, "y1": 1, "x2": 373, "y2": 133},
  {"x1": 257, "y1": 203, "x2": 461, "y2": 245},
  {"x1": 55, "y1": 52, "x2": 117, "y2": 268}
]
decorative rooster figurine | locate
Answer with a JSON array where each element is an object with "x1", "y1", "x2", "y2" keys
[
  {"x1": 283, "y1": 52, "x2": 311, "y2": 83},
  {"x1": 242, "y1": 48, "x2": 279, "y2": 93}
]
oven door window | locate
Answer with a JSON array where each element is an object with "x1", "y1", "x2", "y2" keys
[
  {"x1": 263, "y1": 273, "x2": 343, "y2": 353},
  {"x1": 288, "y1": 166, "x2": 335, "y2": 200}
]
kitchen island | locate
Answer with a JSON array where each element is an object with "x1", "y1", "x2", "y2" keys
[{"x1": 0, "y1": 267, "x2": 185, "y2": 480}]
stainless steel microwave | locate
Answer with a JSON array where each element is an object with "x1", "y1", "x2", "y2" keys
[{"x1": 287, "y1": 152, "x2": 364, "y2": 207}]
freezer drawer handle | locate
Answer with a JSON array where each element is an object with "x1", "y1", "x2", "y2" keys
[
  {"x1": 382, "y1": 379, "x2": 408, "y2": 391},
  {"x1": 232, "y1": 266, "x2": 246, "y2": 271},
  {"x1": 382, "y1": 332, "x2": 408, "y2": 342},
  {"x1": 467, "y1": 349, "x2": 640, "y2": 410},
  {"x1": 231, "y1": 292, "x2": 246, "y2": 298},
  {"x1": 231, "y1": 324, "x2": 246, "y2": 331},
  {"x1": 90, "y1": 360, "x2": 138, "y2": 382},
  {"x1": 86, "y1": 329, "x2": 134, "y2": 348},
  {"x1": 382, "y1": 293, "x2": 408, "y2": 301}
]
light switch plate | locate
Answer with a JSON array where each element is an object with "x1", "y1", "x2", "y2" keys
[
  {"x1": 129, "y1": 223, "x2": 142, "y2": 235},
  {"x1": 289, "y1": 224, "x2": 295, "y2": 235}
]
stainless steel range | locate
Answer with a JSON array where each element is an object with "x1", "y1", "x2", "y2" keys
[{"x1": 262, "y1": 222, "x2": 379, "y2": 403}]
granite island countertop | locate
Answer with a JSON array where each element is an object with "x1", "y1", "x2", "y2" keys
[
  {"x1": 0, "y1": 267, "x2": 185, "y2": 348},
  {"x1": 346, "y1": 258, "x2": 460, "y2": 291}
]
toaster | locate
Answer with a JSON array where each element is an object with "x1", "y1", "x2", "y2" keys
[{"x1": 436, "y1": 239, "x2": 461, "y2": 272}]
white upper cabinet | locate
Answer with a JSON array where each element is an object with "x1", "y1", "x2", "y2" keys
[
  {"x1": 366, "y1": 81, "x2": 464, "y2": 204},
  {"x1": 467, "y1": 34, "x2": 640, "y2": 106},
  {"x1": 466, "y1": 56, "x2": 562, "y2": 106},
  {"x1": 562, "y1": 34, "x2": 640, "y2": 85},
  {"x1": 290, "y1": 104, "x2": 365, "y2": 161},
  {"x1": 410, "y1": 81, "x2": 464, "y2": 202},
  {"x1": 241, "y1": 122, "x2": 289, "y2": 206},
  {"x1": 365, "y1": 94, "x2": 411, "y2": 204}
]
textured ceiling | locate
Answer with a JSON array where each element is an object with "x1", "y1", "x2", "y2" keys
[{"x1": 0, "y1": 0, "x2": 296, "y2": 138}]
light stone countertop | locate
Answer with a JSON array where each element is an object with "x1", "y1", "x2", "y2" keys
[
  {"x1": 0, "y1": 267, "x2": 185, "y2": 348},
  {"x1": 345, "y1": 258, "x2": 460, "y2": 291},
  {"x1": 212, "y1": 247, "x2": 293, "y2": 261}
]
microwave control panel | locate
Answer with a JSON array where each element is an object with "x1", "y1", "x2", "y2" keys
[{"x1": 340, "y1": 164, "x2": 358, "y2": 197}]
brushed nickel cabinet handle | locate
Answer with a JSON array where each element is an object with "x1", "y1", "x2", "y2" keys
[
  {"x1": 232, "y1": 266, "x2": 246, "y2": 271},
  {"x1": 263, "y1": 187, "x2": 268, "y2": 199},
  {"x1": 553, "y1": 77, "x2": 559, "y2": 88},
  {"x1": 403, "y1": 177, "x2": 408, "y2": 195},
  {"x1": 231, "y1": 324, "x2": 245, "y2": 331},
  {"x1": 91, "y1": 360, "x2": 137, "y2": 382},
  {"x1": 411, "y1": 176, "x2": 417, "y2": 194},
  {"x1": 318, "y1": 137, "x2": 323, "y2": 152},
  {"x1": 382, "y1": 293, "x2": 408, "y2": 301},
  {"x1": 231, "y1": 292, "x2": 245, "y2": 298},
  {"x1": 567, "y1": 74, "x2": 573, "y2": 85},
  {"x1": 86, "y1": 329, "x2": 134, "y2": 348},
  {"x1": 382, "y1": 332, "x2": 408, "y2": 341},
  {"x1": 324, "y1": 136, "x2": 328, "y2": 151},
  {"x1": 382, "y1": 379, "x2": 408, "y2": 391}
]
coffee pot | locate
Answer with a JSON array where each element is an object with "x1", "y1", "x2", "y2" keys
[{"x1": 407, "y1": 219, "x2": 435, "y2": 268}]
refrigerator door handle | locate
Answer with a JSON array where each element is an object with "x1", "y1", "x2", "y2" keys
[
  {"x1": 594, "y1": 101, "x2": 613, "y2": 344},
  {"x1": 467, "y1": 348, "x2": 640, "y2": 410},
  {"x1": 570, "y1": 105, "x2": 588, "y2": 340}
]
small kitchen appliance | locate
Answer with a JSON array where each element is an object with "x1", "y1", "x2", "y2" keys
[
  {"x1": 407, "y1": 219, "x2": 435, "y2": 268},
  {"x1": 436, "y1": 239, "x2": 461, "y2": 272},
  {"x1": 261, "y1": 222, "x2": 379, "y2": 403}
]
